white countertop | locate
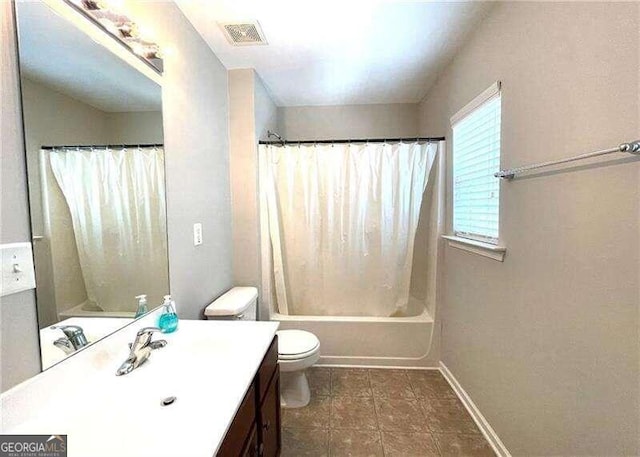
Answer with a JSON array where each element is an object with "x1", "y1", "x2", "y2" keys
[{"x1": 2, "y1": 316, "x2": 279, "y2": 457}]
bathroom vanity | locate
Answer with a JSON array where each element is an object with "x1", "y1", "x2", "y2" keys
[
  {"x1": 218, "y1": 337, "x2": 281, "y2": 456},
  {"x1": 0, "y1": 314, "x2": 281, "y2": 457}
]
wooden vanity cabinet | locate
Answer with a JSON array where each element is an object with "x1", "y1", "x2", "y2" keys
[
  {"x1": 258, "y1": 369, "x2": 280, "y2": 457},
  {"x1": 218, "y1": 337, "x2": 281, "y2": 457}
]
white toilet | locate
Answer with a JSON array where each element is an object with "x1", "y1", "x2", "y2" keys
[
  {"x1": 276, "y1": 329, "x2": 320, "y2": 409},
  {"x1": 204, "y1": 286, "x2": 258, "y2": 321},
  {"x1": 205, "y1": 287, "x2": 321, "y2": 409}
]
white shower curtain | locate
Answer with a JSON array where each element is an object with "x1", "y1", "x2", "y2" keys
[
  {"x1": 261, "y1": 141, "x2": 438, "y2": 317},
  {"x1": 49, "y1": 146, "x2": 169, "y2": 313}
]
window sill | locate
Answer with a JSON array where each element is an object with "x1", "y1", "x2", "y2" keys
[{"x1": 442, "y1": 235, "x2": 506, "y2": 262}]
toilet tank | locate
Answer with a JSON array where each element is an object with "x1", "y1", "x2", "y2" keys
[{"x1": 204, "y1": 287, "x2": 258, "y2": 321}]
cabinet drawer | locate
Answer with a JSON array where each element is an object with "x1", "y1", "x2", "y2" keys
[
  {"x1": 257, "y1": 337, "x2": 278, "y2": 403},
  {"x1": 259, "y1": 370, "x2": 281, "y2": 457},
  {"x1": 217, "y1": 384, "x2": 256, "y2": 457}
]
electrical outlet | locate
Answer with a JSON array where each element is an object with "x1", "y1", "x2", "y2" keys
[
  {"x1": 1, "y1": 242, "x2": 36, "y2": 297},
  {"x1": 193, "y1": 223, "x2": 203, "y2": 246}
]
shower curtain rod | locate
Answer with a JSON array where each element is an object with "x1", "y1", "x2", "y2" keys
[
  {"x1": 259, "y1": 136, "x2": 445, "y2": 145},
  {"x1": 42, "y1": 143, "x2": 163, "y2": 150}
]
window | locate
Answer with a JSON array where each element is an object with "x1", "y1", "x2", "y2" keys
[{"x1": 451, "y1": 82, "x2": 501, "y2": 245}]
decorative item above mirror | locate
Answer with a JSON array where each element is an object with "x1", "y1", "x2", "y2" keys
[
  {"x1": 64, "y1": 0, "x2": 163, "y2": 74},
  {"x1": 15, "y1": 0, "x2": 169, "y2": 370}
]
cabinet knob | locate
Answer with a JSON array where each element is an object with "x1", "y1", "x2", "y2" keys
[{"x1": 263, "y1": 420, "x2": 271, "y2": 431}]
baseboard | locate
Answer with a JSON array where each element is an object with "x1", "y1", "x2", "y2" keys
[
  {"x1": 317, "y1": 355, "x2": 439, "y2": 369},
  {"x1": 439, "y1": 362, "x2": 511, "y2": 457},
  {"x1": 316, "y1": 363, "x2": 440, "y2": 371}
]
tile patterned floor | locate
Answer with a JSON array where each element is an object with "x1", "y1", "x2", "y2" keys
[{"x1": 282, "y1": 368, "x2": 495, "y2": 457}]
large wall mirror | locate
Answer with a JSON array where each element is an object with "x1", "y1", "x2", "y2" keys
[{"x1": 16, "y1": 1, "x2": 168, "y2": 370}]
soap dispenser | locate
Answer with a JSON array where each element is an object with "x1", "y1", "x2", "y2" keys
[
  {"x1": 134, "y1": 294, "x2": 148, "y2": 318},
  {"x1": 158, "y1": 295, "x2": 179, "y2": 333}
]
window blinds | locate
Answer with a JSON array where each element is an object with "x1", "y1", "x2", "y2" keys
[{"x1": 452, "y1": 88, "x2": 501, "y2": 244}]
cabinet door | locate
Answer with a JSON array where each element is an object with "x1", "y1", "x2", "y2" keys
[
  {"x1": 217, "y1": 384, "x2": 257, "y2": 457},
  {"x1": 241, "y1": 425, "x2": 259, "y2": 457},
  {"x1": 259, "y1": 369, "x2": 281, "y2": 457},
  {"x1": 258, "y1": 337, "x2": 278, "y2": 403}
]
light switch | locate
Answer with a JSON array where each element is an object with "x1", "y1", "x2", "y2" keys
[
  {"x1": 193, "y1": 223, "x2": 203, "y2": 246},
  {"x1": 1, "y1": 242, "x2": 36, "y2": 297}
]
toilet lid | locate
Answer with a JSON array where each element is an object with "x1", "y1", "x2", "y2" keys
[{"x1": 277, "y1": 330, "x2": 320, "y2": 357}]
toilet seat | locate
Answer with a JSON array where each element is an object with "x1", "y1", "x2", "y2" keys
[
  {"x1": 279, "y1": 346, "x2": 319, "y2": 361},
  {"x1": 277, "y1": 330, "x2": 320, "y2": 360}
]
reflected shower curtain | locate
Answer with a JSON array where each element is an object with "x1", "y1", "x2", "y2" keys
[
  {"x1": 49, "y1": 146, "x2": 168, "y2": 312},
  {"x1": 261, "y1": 141, "x2": 438, "y2": 317}
]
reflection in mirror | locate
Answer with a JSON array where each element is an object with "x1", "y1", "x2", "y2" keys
[{"x1": 16, "y1": 1, "x2": 168, "y2": 370}]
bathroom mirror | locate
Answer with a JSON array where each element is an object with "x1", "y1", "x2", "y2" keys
[{"x1": 15, "y1": 1, "x2": 168, "y2": 370}]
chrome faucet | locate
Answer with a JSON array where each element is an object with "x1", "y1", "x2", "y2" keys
[
  {"x1": 53, "y1": 338, "x2": 74, "y2": 355},
  {"x1": 52, "y1": 325, "x2": 89, "y2": 354},
  {"x1": 116, "y1": 327, "x2": 167, "y2": 376}
]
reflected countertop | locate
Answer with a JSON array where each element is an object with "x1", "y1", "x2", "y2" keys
[{"x1": 40, "y1": 317, "x2": 134, "y2": 370}]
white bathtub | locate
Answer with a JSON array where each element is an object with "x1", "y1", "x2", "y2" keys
[
  {"x1": 58, "y1": 301, "x2": 136, "y2": 319},
  {"x1": 271, "y1": 302, "x2": 435, "y2": 368}
]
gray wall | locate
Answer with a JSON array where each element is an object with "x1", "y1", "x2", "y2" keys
[
  {"x1": 419, "y1": 3, "x2": 639, "y2": 455},
  {"x1": 229, "y1": 69, "x2": 258, "y2": 293},
  {"x1": 254, "y1": 75, "x2": 278, "y2": 143},
  {"x1": 0, "y1": 2, "x2": 41, "y2": 391},
  {"x1": 278, "y1": 103, "x2": 419, "y2": 140},
  {"x1": 228, "y1": 69, "x2": 278, "y2": 319},
  {"x1": 253, "y1": 74, "x2": 278, "y2": 320},
  {"x1": 128, "y1": 2, "x2": 233, "y2": 319},
  {"x1": 105, "y1": 111, "x2": 163, "y2": 144}
]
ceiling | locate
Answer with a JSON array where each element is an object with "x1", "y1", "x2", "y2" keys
[
  {"x1": 176, "y1": 0, "x2": 492, "y2": 107},
  {"x1": 16, "y1": 1, "x2": 161, "y2": 113}
]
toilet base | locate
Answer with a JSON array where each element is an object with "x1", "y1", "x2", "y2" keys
[{"x1": 280, "y1": 370, "x2": 311, "y2": 409}]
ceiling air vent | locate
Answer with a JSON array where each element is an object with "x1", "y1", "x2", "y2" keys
[{"x1": 220, "y1": 22, "x2": 267, "y2": 46}]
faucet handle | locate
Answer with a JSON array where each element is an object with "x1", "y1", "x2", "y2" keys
[
  {"x1": 136, "y1": 326, "x2": 161, "y2": 337},
  {"x1": 53, "y1": 337, "x2": 75, "y2": 355},
  {"x1": 130, "y1": 327, "x2": 164, "y2": 353},
  {"x1": 138, "y1": 327, "x2": 167, "y2": 350},
  {"x1": 52, "y1": 325, "x2": 83, "y2": 337},
  {"x1": 51, "y1": 325, "x2": 88, "y2": 350}
]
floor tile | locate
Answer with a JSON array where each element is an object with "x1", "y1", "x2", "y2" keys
[
  {"x1": 282, "y1": 395, "x2": 331, "y2": 429},
  {"x1": 281, "y1": 367, "x2": 490, "y2": 456},
  {"x1": 434, "y1": 433, "x2": 495, "y2": 456},
  {"x1": 331, "y1": 368, "x2": 372, "y2": 397},
  {"x1": 329, "y1": 429, "x2": 384, "y2": 456},
  {"x1": 369, "y1": 369, "x2": 416, "y2": 399},
  {"x1": 308, "y1": 367, "x2": 331, "y2": 397},
  {"x1": 420, "y1": 398, "x2": 482, "y2": 435},
  {"x1": 381, "y1": 431, "x2": 440, "y2": 457},
  {"x1": 374, "y1": 397, "x2": 430, "y2": 433},
  {"x1": 407, "y1": 370, "x2": 457, "y2": 400},
  {"x1": 331, "y1": 396, "x2": 378, "y2": 430},
  {"x1": 282, "y1": 427, "x2": 329, "y2": 457}
]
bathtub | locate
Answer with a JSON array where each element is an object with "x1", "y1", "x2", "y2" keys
[
  {"x1": 58, "y1": 301, "x2": 136, "y2": 319},
  {"x1": 270, "y1": 299, "x2": 434, "y2": 368}
]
